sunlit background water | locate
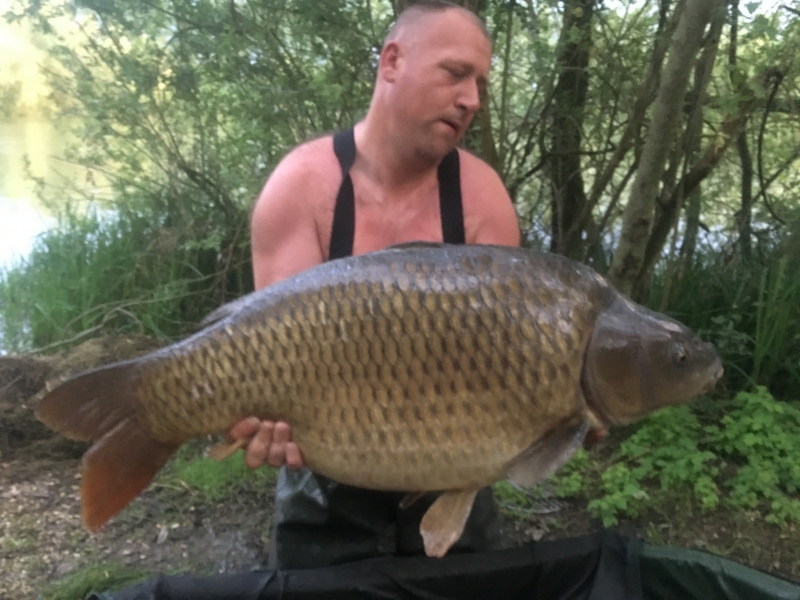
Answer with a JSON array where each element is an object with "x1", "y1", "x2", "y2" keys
[
  {"x1": 0, "y1": 12, "x2": 87, "y2": 271},
  {"x1": 0, "y1": 121, "x2": 60, "y2": 269}
]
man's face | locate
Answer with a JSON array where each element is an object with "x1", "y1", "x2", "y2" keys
[{"x1": 382, "y1": 10, "x2": 492, "y2": 159}]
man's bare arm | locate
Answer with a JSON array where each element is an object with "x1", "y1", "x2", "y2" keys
[{"x1": 250, "y1": 146, "x2": 327, "y2": 289}]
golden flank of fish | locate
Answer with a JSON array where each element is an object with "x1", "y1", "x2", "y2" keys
[{"x1": 35, "y1": 242, "x2": 723, "y2": 558}]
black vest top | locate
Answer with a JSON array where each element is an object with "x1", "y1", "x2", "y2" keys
[{"x1": 327, "y1": 127, "x2": 466, "y2": 261}]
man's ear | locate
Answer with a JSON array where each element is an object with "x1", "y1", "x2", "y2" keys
[{"x1": 379, "y1": 41, "x2": 402, "y2": 83}]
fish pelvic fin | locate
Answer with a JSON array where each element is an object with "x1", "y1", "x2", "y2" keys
[
  {"x1": 34, "y1": 360, "x2": 179, "y2": 532},
  {"x1": 420, "y1": 488, "x2": 480, "y2": 558}
]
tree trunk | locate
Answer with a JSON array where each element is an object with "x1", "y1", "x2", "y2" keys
[
  {"x1": 548, "y1": 0, "x2": 595, "y2": 259},
  {"x1": 728, "y1": 0, "x2": 754, "y2": 261},
  {"x1": 632, "y1": 0, "x2": 725, "y2": 299},
  {"x1": 574, "y1": 0, "x2": 678, "y2": 246},
  {"x1": 606, "y1": 0, "x2": 715, "y2": 297}
]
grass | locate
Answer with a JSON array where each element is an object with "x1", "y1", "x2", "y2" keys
[
  {"x1": 1, "y1": 533, "x2": 37, "y2": 553},
  {"x1": 40, "y1": 563, "x2": 155, "y2": 600},
  {"x1": 0, "y1": 202, "x2": 252, "y2": 354},
  {"x1": 161, "y1": 444, "x2": 278, "y2": 503}
]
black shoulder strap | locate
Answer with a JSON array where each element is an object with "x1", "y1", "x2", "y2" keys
[
  {"x1": 438, "y1": 148, "x2": 466, "y2": 245},
  {"x1": 329, "y1": 128, "x2": 357, "y2": 261},
  {"x1": 329, "y1": 130, "x2": 465, "y2": 259}
]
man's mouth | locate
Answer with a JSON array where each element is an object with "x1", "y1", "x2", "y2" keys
[{"x1": 440, "y1": 119, "x2": 459, "y2": 133}]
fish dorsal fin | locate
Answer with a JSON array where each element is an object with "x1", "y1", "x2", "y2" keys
[
  {"x1": 383, "y1": 241, "x2": 449, "y2": 252},
  {"x1": 198, "y1": 294, "x2": 251, "y2": 330},
  {"x1": 420, "y1": 488, "x2": 480, "y2": 558},
  {"x1": 505, "y1": 417, "x2": 589, "y2": 487}
]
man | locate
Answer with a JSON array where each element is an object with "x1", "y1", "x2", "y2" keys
[{"x1": 228, "y1": 1, "x2": 521, "y2": 570}]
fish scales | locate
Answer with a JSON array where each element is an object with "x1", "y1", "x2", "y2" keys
[
  {"x1": 131, "y1": 246, "x2": 605, "y2": 491},
  {"x1": 35, "y1": 243, "x2": 723, "y2": 553}
]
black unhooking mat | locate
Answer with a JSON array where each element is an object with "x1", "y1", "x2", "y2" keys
[{"x1": 89, "y1": 531, "x2": 800, "y2": 600}]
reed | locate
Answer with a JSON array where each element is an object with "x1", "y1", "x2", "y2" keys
[
  {"x1": 648, "y1": 246, "x2": 800, "y2": 399},
  {"x1": 0, "y1": 203, "x2": 252, "y2": 354}
]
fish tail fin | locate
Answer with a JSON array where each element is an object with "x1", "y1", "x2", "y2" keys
[{"x1": 35, "y1": 361, "x2": 179, "y2": 532}]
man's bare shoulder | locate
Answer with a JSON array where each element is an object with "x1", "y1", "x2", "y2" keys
[
  {"x1": 264, "y1": 135, "x2": 341, "y2": 196},
  {"x1": 456, "y1": 148, "x2": 505, "y2": 190},
  {"x1": 251, "y1": 135, "x2": 341, "y2": 228},
  {"x1": 456, "y1": 149, "x2": 521, "y2": 246},
  {"x1": 250, "y1": 135, "x2": 343, "y2": 287}
]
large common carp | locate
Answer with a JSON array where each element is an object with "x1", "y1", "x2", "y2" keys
[{"x1": 35, "y1": 242, "x2": 722, "y2": 557}]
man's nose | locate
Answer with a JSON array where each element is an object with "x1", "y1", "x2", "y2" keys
[{"x1": 457, "y1": 79, "x2": 481, "y2": 113}]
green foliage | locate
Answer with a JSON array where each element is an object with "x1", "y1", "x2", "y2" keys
[
  {"x1": 41, "y1": 562, "x2": 153, "y2": 600},
  {"x1": 550, "y1": 387, "x2": 800, "y2": 528},
  {"x1": 752, "y1": 256, "x2": 800, "y2": 387},
  {"x1": 585, "y1": 406, "x2": 720, "y2": 526},
  {"x1": 714, "y1": 387, "x2": 800, "y2": 524},
  {"x1": 650, "y1": 245, "x2": 800, "y2": 398},
  {"x1": 0, "y1": 202, "x2": 252, "y2": 352},
  {"x1": 587, "y1": 463, "x2": 650, "y2": 526},
  {"x1": 165, "y1": 449, "x2": 276, "y2": 503},
  {"x1": 552, "y1": 447, "x2": 592, "y2": 498}
]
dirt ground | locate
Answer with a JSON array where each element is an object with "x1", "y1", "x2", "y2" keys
[{"x1": 2, "y1": 336, "x2": 800, "y2": 599}]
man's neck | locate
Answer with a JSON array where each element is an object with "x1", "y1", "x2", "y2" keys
[{"x1": 353, "y1": 116, "x2": 443, "y2": 193}]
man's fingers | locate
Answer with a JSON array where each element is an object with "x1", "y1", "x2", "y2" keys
[
  {"x1": 285, "y1": 442, "x2": 304, "y2": 470},
  {"x1": 267, "y1": 422, "x2": 291, "y2": 467},
  {"x1": 273, "y1": 422, "x2": 291, "y2": 444},
  {"x1": 583, "y1": 428, "x2": 608, "y2": 448},
  {"x1": 237, "y1": 420, "x2": 298, "y2": 469},
  {"x1": 245, "y1": 421, "x2": 275, "y2": 469},
  {"x1": 227, "y1": 416, "x2": 261, "y2": 443}
]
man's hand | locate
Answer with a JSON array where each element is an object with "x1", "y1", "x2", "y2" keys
[
  {"x1": 583, "y1": 428, "x2": 607, "y2": 448},
  {"x1": 227, "y1": 417, "x2": 304, "y2": 470}
]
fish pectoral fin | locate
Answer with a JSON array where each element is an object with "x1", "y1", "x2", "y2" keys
[
  {"x1": 505, "y1": 417, "x2": 590, "y2": 488},
  {"x1": 207, "y1": 438, "x2": 247, "y2": 461},
  {"x1": 419, "y1": 488, "x2": 480, "y2": 558},
  {"x1": 399, "y1": 491, "x2": 426, "y2": 510}
]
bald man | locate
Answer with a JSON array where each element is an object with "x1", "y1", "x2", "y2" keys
[{"x1": 228, "y1": 1, "x2": 521, "y2": 570}]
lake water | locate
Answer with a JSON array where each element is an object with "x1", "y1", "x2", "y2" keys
[{"x1": 0, "y1": 119, "x2": 90, "y2": 270}]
